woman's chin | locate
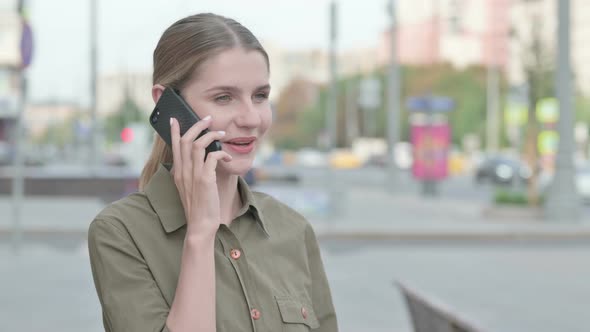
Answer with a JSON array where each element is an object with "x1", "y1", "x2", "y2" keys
[{"x1": 218, "y1": 158, "x2": 253, "y2": 176}]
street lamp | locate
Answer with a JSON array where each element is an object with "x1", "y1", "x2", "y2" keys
[
  {"x1": 89, "y1": 0, "x2": 98, "y2": 173},
  {"x1": 544, "y1": 0, "x2": 579, "y2": 222},
  {"x1": 386, "y1": 0, "x2": 401, "y2": 192}
]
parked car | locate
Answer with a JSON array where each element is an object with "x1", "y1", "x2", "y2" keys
[
  {"x1": 296, "y1": 148, "x2": 327, "y2": 168},
  {"x1": 329, "y1": 150, "x2": 362, "y2": 169},
  {"x1": 474, "y1": 156, "x2": 532, "y2": 185}
]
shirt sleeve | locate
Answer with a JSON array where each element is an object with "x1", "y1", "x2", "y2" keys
[
  {"x1": 88, "y1": 218, "x2": 172, "y2": 332},
  {"x1": 305, "y1": 223, "x2": 339, "y2": 332}
]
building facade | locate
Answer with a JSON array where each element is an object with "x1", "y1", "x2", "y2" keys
[{"x1": 377, "y1": 0, "x2": 512, "y2": 69}]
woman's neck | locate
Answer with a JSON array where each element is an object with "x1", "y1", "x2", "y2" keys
[{"x1": 215, "y1": 172, "x2": 242, "y2": 225}]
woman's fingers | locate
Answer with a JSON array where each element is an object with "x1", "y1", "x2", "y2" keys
[
  {"x1": 181, "y1": 115, "x2": 213, "y2": 143},
  {"x1": 177, "y1": 117, "x2": 210, "y2": 189},
  {"x1": 202, "y1": 151, "x2": 233, "y2": 179},
  {"x1": 170, "y1": 118, "x2": 182, "y2": 183},
  {"x1": 192, "y1": 130, "x2": 227, "y2": 178},
  {"x1": 192, "y1": 130, "x2": 225, "y2": 156},
  {"x1": 169, "y1": 114, "x2": 228, "y2": 228}
]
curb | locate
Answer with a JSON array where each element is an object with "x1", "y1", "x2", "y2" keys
[
  {"x1": 0, "y1": 228, "x2": 88, "y2": 236},
  {"x1": 315, "y1": 229, "x2": 590, "y2": 243},
  {"x1": 3, "y1": 227, "x2": 590, "y2": 244}
]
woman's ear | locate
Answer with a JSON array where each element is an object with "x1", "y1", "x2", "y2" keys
[{"x1": 152, "y1": 84, "x2": 166, "y2": 104}]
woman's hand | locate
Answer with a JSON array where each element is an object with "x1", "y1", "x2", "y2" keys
[{"x1": 169, "y1": 116, "x2": 232, "y2": 236}]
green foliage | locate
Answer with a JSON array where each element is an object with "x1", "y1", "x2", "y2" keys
[
  {"x1": 419, "y1": 64, "x2": 489, "y2": 145},
  {"x1": 297, "y1": 63, "x2": 491, "y2": 148},
  {"x1": 37, "y1": 117, "x2": 75, "y2": 147},
  {"x1": 297, "y1": 89, "x2": 328, "y2": 147},
  {"x1": 276, "y1": 59, "x2": 587, "y2": 151},
  {"x1": 575, "y1": 95, "x2": 590, "y2": 124},
  {"x1": 494, "y1": 188, "x2": 545, "y2": 206},
  {"x1": 273, "y1": 137, "x2": 302, "y2": 151},
  {"x1": 103, "y1": 94, "x2": 146, "y2": 144}
]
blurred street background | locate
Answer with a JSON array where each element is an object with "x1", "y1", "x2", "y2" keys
[{"x1": 2, "y1": 0, "x2": 590, "y2": 331}]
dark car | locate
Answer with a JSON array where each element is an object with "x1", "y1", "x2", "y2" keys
[{"x1": 475, "y1": 157, "x2": 532, "y2": 185}]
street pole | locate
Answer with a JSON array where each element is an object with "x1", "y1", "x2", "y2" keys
[
  {"x1": 89, "y1": 0, "x2": 98, "y2": 172},
  {"x1": 328, "y1": 1, "x2": 337, "y2": 151},
  {"x1": 345, "y1": 80, "x2": 359, "y2": 146},
  {"x1": 12, "y1": 0, "x2": 33, "y2": 254},
  {"x1": 387, "y1": 0, "x2": 401, "y2": 192},
  {"x1": 486, "y1": 64, "x2": 500, "y2": 153},
  {"x1": 545, "y1": 0, "x2": 579, "y2": 221},
  {"x1": 363, "y1": 101, "x2": 371, "y2": 136},
  {"x1": 325, "y1": 1, "x2": 342, "y2": 217},
  {"x1": 11, "y1": 71, "x2": 26, "y2": 254}
]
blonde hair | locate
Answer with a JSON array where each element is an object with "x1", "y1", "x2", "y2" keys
[{"x1": 139, "y1": 13, "x2": 269, "y2": 190}]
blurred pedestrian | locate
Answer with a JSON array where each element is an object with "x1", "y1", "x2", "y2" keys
[{"x1": 87, "y1": 13, "x2": 338, "y2": 332}]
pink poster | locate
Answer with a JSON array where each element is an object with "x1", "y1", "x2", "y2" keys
[{"x1": 411, "y1": 124, "x2": 450, "y2": 180}]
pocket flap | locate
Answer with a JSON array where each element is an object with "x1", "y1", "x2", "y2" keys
[{"x1": 275, "y1": 296, "x2": 320, "y2": 329}]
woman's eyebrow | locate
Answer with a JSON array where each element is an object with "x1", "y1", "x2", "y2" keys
[
  {"x1": 204, "y1": 86, "x2": 240, "y2": 93},
  {"x1": 205, "y1": 84, "x2": 271, "y2": 93},
  {"x1": 256, "y1": 84, "x2": 271, "y2": 91}
]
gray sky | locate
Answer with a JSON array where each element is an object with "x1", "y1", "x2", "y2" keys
[{"x1": 26, "y1": 0, "x2": 390, "y2": 107}]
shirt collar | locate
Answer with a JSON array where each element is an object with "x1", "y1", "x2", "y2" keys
[{"x1": 144, "y1": 163, "x2": 269, "y2": 236}]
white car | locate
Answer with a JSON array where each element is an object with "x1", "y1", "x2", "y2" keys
[{"x1": 296, "y1": 148, "x2": 327, "y2": 168}]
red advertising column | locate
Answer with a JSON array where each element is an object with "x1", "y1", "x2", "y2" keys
[
  {"x1": 411, "y1": 123, "x2": 451, "y2": 180},
  {"x1": 411, "y1": 123, "x2": 451, "y2": 195}
]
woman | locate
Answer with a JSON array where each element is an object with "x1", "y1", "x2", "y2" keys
[{"x1": 88, "y1": 13, "x2": 338, "y2": 332}]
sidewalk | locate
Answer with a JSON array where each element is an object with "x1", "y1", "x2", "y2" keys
[
  {"x1": 308, "y1": 188, "x2": 590, "y2": 242},
  {"x1": 3, "y1": 190, "x2": 590, "y2": 332},
  {"x1": 1, "y1": 186, "x2": 590, "y2": 242}
]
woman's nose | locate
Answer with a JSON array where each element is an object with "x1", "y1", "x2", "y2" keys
[{"x1": 236, "y1": 101, "x2": 262, "y2": 128}]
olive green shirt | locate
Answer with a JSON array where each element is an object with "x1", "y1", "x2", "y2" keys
[{"x1": 88, "y1": 164, "x2": 338, "y2": 332}]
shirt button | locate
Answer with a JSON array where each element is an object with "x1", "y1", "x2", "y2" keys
[
  {"x1": 301, "y1": 307, "x2": 308, "y2": 319},
  {"x1": 230, "y1": 249, "x2": 241, "y2": 260},
  {"x1": 251, "y1": 308, "x2": 261, "y2": 320}
]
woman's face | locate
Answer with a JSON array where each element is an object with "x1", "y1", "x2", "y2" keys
[{"x1": 177, "y1": 48, "x2": 272, "y2": 176}]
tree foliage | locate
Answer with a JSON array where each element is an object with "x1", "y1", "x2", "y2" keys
[
  {"x1": 103, "y1": 93, "x2": 146, "y2": 144},
  {"x1": 290, "y1": 64, "x2": 491, "y2": 149}
]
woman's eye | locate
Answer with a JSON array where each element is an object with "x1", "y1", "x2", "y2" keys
[
  {"x1": 215, "y1": 95, "x2": 231, "y2": 102},
  {"x1": 254, "y1": 92, "x2": 269, "y2": 101}
]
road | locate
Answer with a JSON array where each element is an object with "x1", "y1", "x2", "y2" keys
[
  {"x1": 2, "y1": 240, "x2": 590, "y2": 332},
  {"x1": 2, "y1": 166, "x2": 590, "y2": 331}
]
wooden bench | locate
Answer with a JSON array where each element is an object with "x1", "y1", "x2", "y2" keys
[{"x1": 395, "y1": 281, "x2": 488, "y2": 332}]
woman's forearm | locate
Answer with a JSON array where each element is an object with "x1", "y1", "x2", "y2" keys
[{"x1": 166, "y1": 227, "x2": 217, "y2": 332}]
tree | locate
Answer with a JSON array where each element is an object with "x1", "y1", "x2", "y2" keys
[
  {"x1": 103, "y1": 89, "x2": 146, "y2": 144},
  {"x1": 271, "y1": 78, "x2": 320, "y2": 149},
  {"x1": 37, "y1": 117, "x2": 75, "y2": 148},
  {"x1": 516, "y1": 14, "x2": 555, "y2": 207},
  {"x1": 296, "y1": 64, "x2": 490, "y2": 150}
]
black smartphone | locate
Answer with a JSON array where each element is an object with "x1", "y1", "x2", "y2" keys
[{"x1": 149, "y1": 87, "x2": 222, "y2": 157}]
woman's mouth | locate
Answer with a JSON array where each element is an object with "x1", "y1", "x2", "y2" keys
[{"x1": 224, "y1": 137, "x2": 256, "y2": 154}]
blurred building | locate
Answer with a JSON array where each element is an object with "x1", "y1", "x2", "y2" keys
[
  {"x1": 373, "y1": 0, "x2": 590, "y2": 97},
  {"x1": 509, "y1": 0, "x2": 590, "y2": 96},
  {"x1": 377, "y1": 0, "x2": 511, "y2": 69},
  {"x1": 24, "y1": 102, "x2": 82, "y2": 140},
  {"x1": 0, "y1": 1, "x2": 23, "y2": 142},
  {"x1": 97, "y1": 72, "x2": 153, "y2": 115},
  {"x1": 264, "y1": 42, "x2": 327, "y2": 100},
  {"x1": 97, "y1": 44, "x2": 381, "y2": 111},
  {"x1": 264, "y1": 41, "x2": 380, "y2": 101}
]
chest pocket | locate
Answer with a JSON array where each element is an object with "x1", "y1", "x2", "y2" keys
[{"x1": 275, "y1": 296, "x2": 320, "y2": 331}]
